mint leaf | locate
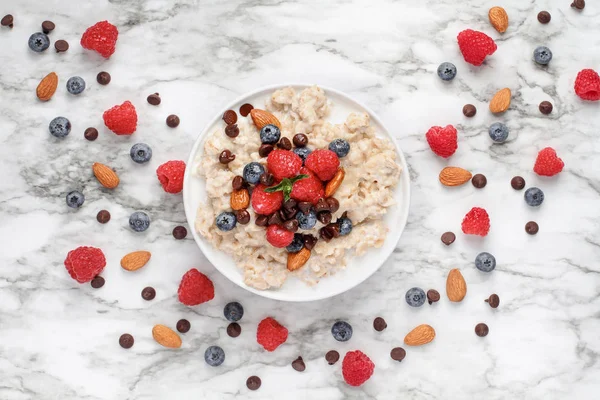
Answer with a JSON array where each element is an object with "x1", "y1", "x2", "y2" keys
[{"x1": 263, "y1": 175, "x2": 308, "y2": 202}]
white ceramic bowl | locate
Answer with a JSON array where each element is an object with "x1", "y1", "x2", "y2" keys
[{"x1": 183, "y1": 84, "x2": 410, "y2": 302}]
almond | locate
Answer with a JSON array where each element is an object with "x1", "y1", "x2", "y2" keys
[
  {"x1": 287, "y1": 247, "x2": 311, "y2": 271},
  {"x1": 324, "y1": 168, "x2": 345, "y2": 197},
  {"x1": 230, "y1": 189, "x2": 250, "y2": 211},
  {"x1": 439, "y1": 167, "x2": 472, "y2": 187},
  {"x1": 120, "y1": 251, "x2": 151, "y2": 271},
  {"x1": 446, "y1": 268, "x2": 467, "y2": 302},
  {"x1": 489, "y1": 7, "x2": 509, "y2": 33},
  {"x1": 152, "y1": 325, "x2": 182, "y2": 349},
  {"x1": 404, "y1": 324, "x2": 436, "y2": 346},
  {"x1": 92, "y1": 162, "x2": 120, "y2": 189},
  {"x1": 489, "y1": 88, "x2": 511, "y2": 114},
  {"x1": 36, "y1": 72, "x2": 58, "y2": 101},
  {"x1": 250, "y1": 109, "x2": 281, "y2": 130}
]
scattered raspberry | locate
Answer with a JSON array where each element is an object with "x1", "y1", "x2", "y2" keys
[
  {"x1": 342, "y1": 350, "x2": 375, "y2": 387},
  {"x1": 251, "y1": 183, "x2": 284, "y2": 215},
  {"x1": 425, "y1": 125, "x2": 458, "y2": 158},
  {"x1": 266, "y1": 224, "x2": 294, "y2": 248},
  {"x1": 574, "y1": 69, "x2": 600, "y2": 101},
  {"x1": 461, "y1": 207, "x2": 490, "y2": 236},
  {"x1": 64, "y1": 246, "x2": 106, "y2": 283},
  {"x1": 291, "y1": 167, "x2": 324, "y2": 205},
  {"x1": 156, "y1": 160, "x2": 186, "y2": 194},
  {"x1": 457, "y1": 29, "x2": 497, "y2": 66},
  {"x1": 257, "y1": 317, "x2": 288, "y2": 351},
  {"x1": 177, "y1": 268, "x2": 214, "y2": 306},
  {"x1": 103, "y1": 101, "x2": 137, "y2": 135},
  {"x1": 80, "y1": 21, "x2": 118, "y2": 58},
  {"x1": 305, "y1": 149, "x2": 340, "y2": 181},
  {"x1": 267, "y1": 150, "x2": 303, "y2": 181},
  {"x1": 534, "y1": 147, "x2": 564, "y2": 176}
]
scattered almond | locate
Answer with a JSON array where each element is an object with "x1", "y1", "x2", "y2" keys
[
  {"x1": 250, "y1": 109, "x2": 281, "y2": 130},
  {"x1": 36, "y1": 72, "x2": 58, "y2": 101},
  {"x1": 324, "y1": 168, "x2": 345, "y2": 197},
  {"x1": 230, "y1": 189, "x2": 250, "y2": 211},
  {"x1": 152, "y1": 325, "x2": 182, "y2": 349},
  {"x1": 489, "y1": 7, "x2": 509, "y2": 33},
  {"x1": 439, "y1": 167, "x2": 473, "y2": 187},
  {"x1": 120, "y1": 251, "x2": 151, "y2": 271},
  {"x1": 287, "y1": 247, "x2": 311, "y2": 271},
  {"x1": 92, "y1": 162, "x2": 120, "y2": 189},
  {"x1": 404, "y1": 324, "x2": 436, "y2": 346},
  {"x1": 489, "y1": 88, "x2": 511, "y2": 114},
  {"x1": 446, "y1": 268, "x2": 467, "y2": 302}
]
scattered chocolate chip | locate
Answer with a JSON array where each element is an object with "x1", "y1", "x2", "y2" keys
[
  {"x1": 326, "y1": 197, "x2": 339, "y2": 213},
  {"x1": 298, "y1": 202, "x2": 312, "y2": 214},
  {"x1": 471, "y1": 174, "x2": 487, "y2": 189},
  {"x1": 390, "y1": 347, "x2": 406, "y2": 362},
  {"x1": 227, "y1": 322, "x2": 242, "y2": 337},
  {"x1": 260, "y1": 172, "x2": 274, "y2": 186},
  {"x1": 235, "y1": 209, "x2": 251, "y2": 225},
  {"x1": 42, "y1": 20, "x2": 55, "y2": 34},
  {"x1": 293, "y1": 133, "x2": 308, "y2": 147},
  {"x1": 283, "y1": 207, "x2": 297, "y2": 221},
  {"x1": 54, "y1": 39, "x2": 69, "y2": 53},
  {"x1": 303, "y1": 234, "x2": 318, "y2": 250},
  {"x1": 525, "y1": 221, "x2": 539, "y2": 235},
  {"x1": 317, "y1": 211, "x2": 332, "y2": 225},
  {"x1": 485, "y1": 294, "x2": 500, "y2": 308},
  {"x1": 166, "y1": 114, "x2": 180, "y2": 128},
  {"x1": 246, "y1": 376, "x2": 261, "y2": 391},
  {"x1": 255, "y1": 215, "x2": 269, "y2": 227},
  {"x1": 119, "y1": 333, "x2": 134, "y2": 349},
  {"x1": 283, "y1": 219, "x2": 299, "y2": 232},
  {"x1": 147, "y1": 93, "x2": 161, "y2": 105},
  {"x1": 427, "y1": 289, "x2": 441, "y2": 304},
  {"x1": 90, "y1": 276, "x2": 105, "y2": 289},
  {"x1": 278, "y1": 137, "x2": 292, "y2": 150},
  {"x1": 441, "y1": 231, "x2": 455, "y2": 245},
  {"x1": 315, "y1": 199, "x2": 329, "y2": 213},
  {"x1": 172, "y1": 226, "x2": 187, "y2": 239},
  {"x1": 96, "y1": 71, "x2": 111, "y2": 85},
  {"x1": 141, "y1": 287, "x2": 156, "y2": 301},
  {"x1": 223, "y1": 110, "x2": 238, "y2": 125},
  {"x1": 511, "y1": 176, "x2": 525, "y2": 190},
  {"x1": 268, "y1": 212, "x2": 283, "y2": 226},
  {"x1": 475, "y1": 323, "x2": 489, "y2": 337},
  {"x1": 239, "y1": 103, "x2": 254, "y2": 117},
  {"x1": 571, "y1": 0, "x2": 585, "y2": 10},
  {"x1": 258, "y1": 143, "x2": 274, "y2": 158},
  {"x1": 539, "y1": 101, "x2": 553, "y2": 114},
  {"x1": 325, "y1": 350, "x2": 340, "y2": 365},
  {"x1": 283, "y1": 199, "x2": 297, "y2": 211},
  {"x1": 291, "y1": 356, "x2": 306, "y2": 372},
  {"x1": 373, "y1": 317, "x2": 387, "y2": 332},
  {"x1": 232, "y1": 176, "x2": 245, "y2": 190},
  {"x1": 84, "y1": 127, "x2": 98, "y2": 141},
  {"x1": 1, "y1": 14, "x2": 13, "y2": 28},
  {"x1": 219, "y1": 149, "x2": 235, "y2": 164},
  {"x1": 463, "y1": 104, "x2": 477, "y2": 117},
  {"x1": 225, "y1": 124, "x2": 239, "y2": 138},
  {"x1": 96, "y1": 210, "x2": 111, "y2": 224},
  {"x1": 537, "y1": 11, "x2": 551, "y2": 24},
  {"x1": 319, "y1": 223, "x2": 337, "y2": 241},
  {"x1": 176, "y1": 319, "x2": 191, "y2": 333}
]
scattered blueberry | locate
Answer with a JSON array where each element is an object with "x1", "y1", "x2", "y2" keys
[
  {"x1": 328, "y1": 139, "x2": 350, "y2": 158},
  {"x1": 66, "y1": 76, "x2": 86, "y2": 95},
  {"x1": 488, "y1": 122, "x2": 509, "y2": 143},
  {"x1": 331, "y1": 321, "x2": 353, "y2": 342},
  {"x1": 475, "y1": 252, "x2": 496, "y2": 272},
  {"x1": 130, "y1": 143, "x2": 152, "y2": 164},
  {"x1": 293, "y1": 147, "x2": 312, "y2": 163},
  {"x1": 524, "y1": 187, "x2": 544, "y2": 207},
  {"x1": 216, "y1": 211, "x2": 237, "y2": 231},
  {"x1": 28, "y1": 32, "x2": 50, "y2": 52},
  {"x1": 129, "y1": 211, "x2": 150, "y2": 232},
  {"x1": 405, "y1": 287, "x2": 426, "y2": 307},
  {"x1": 338, "y1": 217, "x2": 353, "y2": 236},
  {"x1": 437, "y1": 62, "x2": 457, "y2": 81},
  {"x1": 49, "y1": 117, "x2": 71, "y2": 138},
  {"x1": 65, "y1": 191, "x2": 84, "y2": 208},
  {"x1": 260, "y1": 124, "x2": 281, "y2": 144},
  {"x1": 243, "y1": 162, "x2": 265, "y2": 185},
  {"x1": 533, "y1": 46, "x2": 553, "y2": 65},
  {"x1": 286, "y1": 234, "x2": 304, "y2": 253},
  {"x1": 223, "y1": 302, "x2": 244, "y2": 322},
  {"x1": 204, "y1": 345, "x2": 225, "y2": 367},
  {"x1": 296, "y1": 210, "x2": 317, "y2": 230}
]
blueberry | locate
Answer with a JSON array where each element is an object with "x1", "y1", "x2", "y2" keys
[
  {"x1": 204, "y1": 345, "x2": 225, "y2": 367},
  {"x1": 130, "y1": 143, "x2": 153, "y2": 164},
  {"x1": 331, "y1": 321, "x2": 353, "y2": 342},
  {"x1": 296, "y1": 210, "x2": 317, "y2": 230},
  {"x1": 66, "y1": 191, "x2": 84, "y2": 208},
  {"x1": 405, "y1": 287, "x2": 426, "y2": 307},
  {"x1": 338, "y1": 217, "x2": 353, "y2": 236},
  {"x1": 437, "y1": 62, "x2": 457, "y2": 81},
  {"x1": 49, "y1": 117, "x2": 71, "y2": 138},
  {"x1": 66, "y1": 76, "x2": 86, "y2": 95},
  {"x1": 524, "y1": 187, "x2": 544, "y2": 207},
  {"x1": 475, "y1": 252, "x2": 496, "y2": 272},
  {"x1": 129, "y1": 211, "x2": 150, "y2": 232},
  {"x1": 260, "y1": 124, "x2": 281, "y2": 144},
  {"x1": 28, "y1": 32, "x2": 50, "y2": 52},
  {"x1": 216, "y1": 211, "x2": 237, "y2": 231},
  {"x1": 488, "y1": 122, "x2": 509, "y2": 143},
  {"x1": 243, "y1": 162, "x2": 265, "y2": 185},
  {"x1": 328, "y1": 139, "x2": 350, "y2": 158},
  {"x1": 286, "y1": 234, "x2": 304, "y2": 253},
  {"x1": 223, "y1": 302, "x2": 244, "y2": 322},
  {"x1": 293, "y1": 147, "x2": 312, "y2": 163},
  {"x1": 533, "y1": 46, "x2": 553, "y2": 65}
]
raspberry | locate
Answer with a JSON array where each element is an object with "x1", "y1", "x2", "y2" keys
[
  {"x1": 266, "y1": 224, "x2": 294, "y2": 248},
  {"x1": 534, "y1": 147, "x2": 564, "y2": 177},
  {"x1": 177, "y1": 268, "x2": 214, "y2": 306},
  {"x1": 574, "y1": 69, "x2": 600, "y2": 101},
  {"x1": 267, "y1": 150, "x2": 303, "y2": 181},
  {"x1": 257, "y1": 317, "x2": 288, "y2": 352},
  {"x1": 64, "y1": 246, "x2": 106, "y2": 283},
  {"x1": 461, "y1": 207, "x2": 490, "y2": 236},
  {"x1": 457, "y1": 29, "x2": 497, "y2": 66},
  {"x1": 342, "y1": 350, "x2": 375, "y2": 387},
  {"x1": 251, "y1": 183, "x2": 284, "y2": 215},
  {"x1": 80, "y1": 21, "x2": 118, "y2": 58},
  {"x1": 426, "y1": 125, "x2": 458, "y2": 158},
  {"x1": 305, "y1": 149, "x2": 340, "y2": 181},
  {"x1": 291, "y1": 167, "x2": 324, "y2": 205},
  {"x1": 156, "y1": 160, "x2": 186, "y2": 194},
  {"x1": 103, "y1": 101, "x2": 137, "y2": 135}
]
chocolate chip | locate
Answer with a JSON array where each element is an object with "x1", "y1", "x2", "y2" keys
[
  {"x1": 54, "y1": 39, "x2": 69, "y2": 53},
  {"x1": 90, "y1": 276, "x2": 105, "y2": 289},
  {"x1": 235, "y1": 209, "x2": 250, "y2": 225},
  {"x1": 172, "y1": 226, "x2": 187, "y2": 239},
  {"x1": 246, "y1": 376, "x2": 261, "y2": 391},
  {"x1": 463, "y1": 104, "x2": 477, "y2": 117},
  {"x1": 84, "y1": 127, "x2": 98, "y2": 141},
  {"x1": 390, "y1": 347, "x2": 406, "y2": 362},
  {"x1": 223, "y1": 110, "x2": 238, "y2": 125},
  {"x1": 166, "y1": 114, "x2": 180, "y2": 128},
  {"x1": 239, "y1": 103, "x2": 254, "y2": 117},
  {"x1": 326, "y1": 197, "x2": 339, "y2": 213},
  {"x1": 119, "y1": 334, "x2": 134, "y2": 349},
  {"x1": 283, "y1": 207, "x2": 297, "y2": 221},
  {"x1": 293, "y1": 133, "x2": 308, "y2": 147},
  {"x1": 427, "y1": 289, "x2": 440, "y2": 304},
  {"x1": 441, "y1": 231, "x2": 455, "y2": 245},
  {"x1": 176, "y1": 319, "x2": 191, "y2": 333},
  {"x1": 223, "y1": 322, "x2": 241, "y2": 338},
  {"x1": 219, "y1": 149, "x2": 235, "y2": 164},
  {"x1": 471, "y1": 174, "x2": 487, "y2": 189},
  {"x1": 537, "y1": 11, "x2": 551, "y2": 24},
  {"x1": 225, "y1": 124, "x2": 239, "y2": 138},
  {"x1": 315, "y1": 199, "x2": 329, "y2": 213},
  {"x1": 298, "y1": 202, "x2": 312, "y2": 214},
  {"x1": 147, "y1": 93, "x2": 161, "y2": 105},
  {"x1": 373, "y1": 317, "x2": 387, "y2": 331},
  {"x1": 232, "y1": 176, "x2": 244, "y2": 190},
  {"x1": 317, "y1": 211, "x2": 332, "y2": 225},
  {"x1": 258, "y1": 144, "x2": 274, "y2": 158},
  {"x1": 291, "y1": 356, "x2": 306, "y2": 372},
  {"x1": 475, "y1": 323, "x2": 489, "y2": 337},
  {"x1": 96, "y1": 210, "x2": 111, "y2": 224},
  {"x1": 525, "y1": 221, "x2": 539, "y2": 235},
  {"x1": 303, "y1": 234, "x2": 318, "y2": 250},
  {"x1": 260, "y1": 172, "x2": 274, "y2": 186},
  {"x1": 277, "y1": 137, "x2": 292, "y2": 150},
  {"x1": 268, "y1": 212, "x2": 283, "y2": 226},
  {"x1": 42, "y1": 20, "x2": 55, "y2": 34},
  {"x1": 511, "y1": 176, "x2": 525, "y2": 190},
  {"x1": 485, "y1": 294, "x2": 500, "y2": 308},
  {"x1": 283, "y1": 199, "x2": 297, "y2": 211},
  {"x1": 255, "y1": 215, "x2": 269, "y2": 227},
  {"x1": 283, "y1": 219, "x2": 299, "y2": 232},
  {"x1": 96, "y1": 71, "x2": 111, "y2": 85},
  {"x1": 319, "y1": 223, "x2": 337, "y2": 241},
  {"x1": 539, "y1": 101, "x2": 553, "y2": 114},
  {"x1": 325, "y1": 350, "x2": 340, "y2": 365},
  {"x1": 141, "y1": 287, "x2": 156, "y2": 301},
  {"x1": 571, "y1": 0, "x2": 585, "y2": 10},
  {"x1": 1, "y1": 14, "x2": 13, "y2": 28}
]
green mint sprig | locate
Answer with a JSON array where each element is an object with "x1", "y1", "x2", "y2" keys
[{"x1": 264, "y1": 174, "x2": 308, "y2": 201}]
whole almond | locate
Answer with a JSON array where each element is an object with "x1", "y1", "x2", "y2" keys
[
  {"x1": 489, "y1": 88, "x2": 511, "y2": 114},
  {"x1": 230, "y1": 189, "x2": 250, "y2": 211},
  {"x1": 92, "y1": 162, "x2": 120, "y2": 189},
  {"x1": 446, "y1": 268, "x2": 467, "y2": 302},
  {"x1": 287, "y1": 247, "x2": 311, "y2": 271},
  {"x1": 324, "y1": 168, "x2": 345, "y2": 197},
  {"x1": 489, "y1": 7, "x2": 509, "y2": 33},
  {"x1": 404, "y1": 324, "x2": 436, "y2": 346},
  {"x1": 250, "y1": 109, "x2": 281, "y2": 130},
  {"x1": 36, "y1": 72, "x2": 58, "y2": 101},
  {"x1": 120, "y1": 251, "x2": 151, "y2": 271},
  {"x1": 152, "y1": 325, "x2": 182, "y2": 349},
  {"x1": 439, "y1": 167, "x2": 473, "y2": 187}
]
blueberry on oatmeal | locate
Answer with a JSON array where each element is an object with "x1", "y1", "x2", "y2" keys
[
  {"x1": 328, "y1": 139, "x2": 350, "y2": 158},
  {"x1": 243, "y1": 162, "x2": 265, "y2": 184},
  {"x1": 286, "y1": 234, "x2": 305, "y2": 253},
  {"x1": 296, "y1": 209, "x2": 317, "y2": 230},
  {"x1": 260, "y1": 124, "x2": 281, "y2": 144},
  {"x1": 338, "y1": 216, "x2": 353, "y2": 236},
  {"x1": 216, "y1": 211, "x2": 237, "y2": 231},
  {"x1": 292, "y1": 147, "x2": 312, "y2": 163}
]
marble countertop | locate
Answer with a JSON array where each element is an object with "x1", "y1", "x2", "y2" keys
[{"x1": 1, "y1": 0, "x2": 599, "y2": 399}]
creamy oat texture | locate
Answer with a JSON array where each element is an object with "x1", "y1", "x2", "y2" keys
[{"x1": 195, "y1": 86, "x2": 401, "y2": 290}]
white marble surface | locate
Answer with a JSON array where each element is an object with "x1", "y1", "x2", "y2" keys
[{"x1": 1, "y1": 0, "x2": 599, "y2": 399}]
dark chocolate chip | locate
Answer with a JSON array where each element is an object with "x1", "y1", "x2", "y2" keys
[
  {"x1": 246, "y1": 376, "x2": 261, "y2": 390},
  {"x1": 441, "y1": 231, "x2": 455, "y2": 245},
  {"x1": 1, "y1": 14, "x2": 13, "y2": 28},
  {"x1": 90, "y1": 276, "x2": 105, "y2": 289},
  {"x1": 259, "y1": 172, "x2": 274, "y2": 186},
  {"x1": 525, "y1": 221, "x2": 539, "y2": 235},
  {"x1": 485, "y1": 294, "x2": 500, "y2": 308},
  {"x1": 283, "y1": 199, "x2": 297, "y2": 211},
  {"x1": 166, "y1": 114, "x2": 180, "y2": 128},
  {"x1": 390, "y1": 347, "x2": 406, "y2": 362},
  {"x1": 373, "y1": 317, "x2": 387, "y2": 332},
  {"x1": 539, "y1": 101, "x2": 553, "y2": 114},
  {"x1": 42, "y1": 20, "x2": 55, "y2": 34},
  {"x1": 427, "y1": 289, "x2": 440, "y2": 304},
  {"x1": 84, "y1": 127, "x2": 98, "y2": 141},
  {"x1": 176, "y1": 319, "x2": 191, "y2": 333},
  {"x1": 537, "y1": 11, "x2": 551, "y2": 24},
  {"x1": 325, "y1": 350, "x2": 340, "y2": 365},
  {"x1": 283, "y1": 219, "x2": 299, "y2": 232},
  {"x1": 141, "y1": 287, "x2": 156, "y2": 301},
  {"x1": 172, "y1": 226, "x2": 187, "y2": 239},
  {"x1": 303, "y1": 234, "x2": 318, "y2": 250},
  {"x1": 326, "y1": 197, "x2": 339, "y2": 213},
  {"x1": 119, "y1": 333, "x2": 134, "y2": 349},
  {"x1": 255, "y1": 215, "x2": 269, "y2": 227},
  {"x1": 317, "y1": 211, "x2": 332, "y2": 225},
  {"x1": 232, "y1": 176, "x2": 244, "y2": 190},
  {"x1": 319, "y1": 224, "x2": 335, "y2": 241},
  {"x1": 96, "y1": 71, "x2": 111, "y2": 85},
  {"x1": 225, "y1": 124, "x2": 239, "y2": 138},
  {"x1": 315, "y1": 199, "x2": 329, "y2": 213},
  {"x1": 471, "y1": 174, "x2": 487, "y2": 189},
  {"x1": 227, "y1": 322, "x2": 242, "y2": 337},
  {"x1": 258, "y1": 144, "x2": 274, "y2": 158},
  {"x1": 475, "y1": 323, "x2": 489, "y2": 337},
  {"x1": 277, "y1": 137, "x2": 292, "y2": 150},
  {"x1": 293, "y1": 133, "x2": 308, "y2": 147},
  {"x1": 571, "y1": 0, "x2": 585, "y2": 10},
  {"x1": 511, "y1": 176, "x2": 525, "y2": 190},
  {"x1": 463, "y1": 104, "x2": 477, "y2": 117},
  {"x1": 223, "y1": 110, "x2": 238, "y2": 125},
  {"x1": 298, "y1": 202, "x2": 312, "y2": 214},
  {"x1": 268, "y1": 212, "x2": 283, "y2": 226},
  {"x1": 235, "y1": 209, "x2": 250, "y2": 225},
  {"x1": 96, "y1": 210, "x2": 111, "y2": 224},
  {"x1": 54, "y1": 39, "x2": 69, "y2": 53},
  {"x1": 291, "y1": 356, "x2": 306, "y2": 372},
  {"x1": 219, "y1": 149, "x2": 235, "y2": 164},
  {"x1": 239, "y1": 103, "x2": 254, "y2": 117},
  {"x1": 147, "y1": 93, "x2": 161, "y2": 105}
]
